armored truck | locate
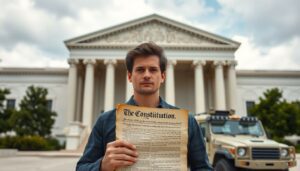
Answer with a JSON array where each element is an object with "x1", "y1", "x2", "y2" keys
[{"x1": 195, "y1": 111, "x2": 297, "y2": 171}]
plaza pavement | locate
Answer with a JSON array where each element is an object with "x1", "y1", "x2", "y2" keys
[{"x1": 0, "y1": 151, "x2": 299, "y2": 171}]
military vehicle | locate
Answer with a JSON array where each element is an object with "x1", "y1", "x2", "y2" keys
[{"x1": 195, "y1": 110, "x2": 297, "y2": 171}]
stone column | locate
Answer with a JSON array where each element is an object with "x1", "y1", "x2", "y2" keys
[
  {"x1": 193, "y1": 60, "x2": 206, "y2": 114},
  {"x1": 165, "y1": 60, "x2": 176, "y2": 105},
  {"x1": 126, "y1": 72, "x2": 134, "y2": 101},
  {"x1": 75, "y1": 66, "x2": 84, "y2": 122},
  {"x1": 227, "y1": 60, "x2": 238, "y2": 110},
  {"x1": 82, "y1": 59, "x2": 96, "y2": 127},
  {"x1": 66, "y1": 58, "x2": 78, "y2": 124},
  {"x1": 214, "y1": 61, "x2": 226, "y2": 110},
  {"x1": 104, "y1": 59, "x2": 117, "y2": 111}
]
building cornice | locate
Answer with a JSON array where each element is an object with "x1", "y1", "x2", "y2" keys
[
  {"x1": 67, "y1": 43, "x2": 238, "y2": 51},
  {"x1": 2, "y1": 67, "x2": 300, "y2": 78},
  {"x1": 0, "y1": 67, "x2": 68, "y2": 75},
  {"x1": 237, "y1": 70, "x2": 300, "y2": 77}
]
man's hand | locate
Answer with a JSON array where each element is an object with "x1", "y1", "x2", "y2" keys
[{"x1": 101, "y1": 140, "x2": 138, "y2": 171}]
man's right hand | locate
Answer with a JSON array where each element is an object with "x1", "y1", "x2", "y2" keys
[{"x1": 101, "y1": 140, "x2": 138, "y2": 171}]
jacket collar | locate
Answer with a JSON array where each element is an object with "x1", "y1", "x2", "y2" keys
[{"x1": 126, "y1": 95, "x2": 169, "y2": 108}]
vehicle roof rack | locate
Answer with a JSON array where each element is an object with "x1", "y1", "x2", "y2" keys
[
  {"x1": 208, "y1": 109, "x2": 236, "y2": 116},
  {"x1": 212, "y1": 110, "x2": 230, "y2": 116}
]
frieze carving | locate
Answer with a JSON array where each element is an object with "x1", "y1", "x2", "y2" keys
[{"x1": 86, "y1": 22, "x2": 221, "y2": 45}]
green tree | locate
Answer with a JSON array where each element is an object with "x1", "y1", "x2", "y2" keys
[
  {"x1": 250, "y1": 88, "x2": 300, "y2": 142},
  {"x1": 291, "y1": 101, "x2": 300, "y2": 135},
  {"x1": 10, "y1": 86, "x2": 57, "y2": 137},
  {"x1": 0, "y1": 88, "x2": 13, "y2": 134}
]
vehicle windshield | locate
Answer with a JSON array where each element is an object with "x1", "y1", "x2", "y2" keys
[{"x1": 211, "y1": 120, "x2": 264, "y2": 136}]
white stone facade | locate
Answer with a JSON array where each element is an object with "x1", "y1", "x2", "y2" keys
[
  {"x1": 1, "y1": 14, "x2": 300, "y2": 149},
  {"x1": 236, "y1": 70, "x2": 300, "y2": 116},
  {"x1": 1, "y1": 68, "x2": 299, "y2": 137},
  {"x1": 0, "y1": 68, "x2": 68, "y2": 136}
]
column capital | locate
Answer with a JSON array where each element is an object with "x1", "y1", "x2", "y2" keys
[
  {"x1": 213, "y1": 60, "x2": 226, "y2": 67},
  {"x1": 68, "y1": 58, "x2": 79, "y2": 65},
  {"x1": 226, "y1": 60, "x2": 238, "y2": 67},
  {"x1": 167, "y1": 59, "x2": 177, "y2": 66},
  {"x1": 193, "y1": 60, "x2": 206, "y2": 67},
  {"x1": 104, "y1": 59, "x2": 117, "y2": 65},
  {"x1": 83, "y1": 59, "x2": 96, "y2": 65}
]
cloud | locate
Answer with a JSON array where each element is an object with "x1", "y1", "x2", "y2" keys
[
  {"x1": 0, "y1": 0, "x2": 72, "y2": 57},
  {"x1": 0, "y1": 43, "x2": 67, "y2": 68},
  {"x1": 0, "y1": 0, "x2": 299, "y2": 70},
  {"x1": 144, "y1": 0, "x2": 220, "y2": 33},
  {"x1": 218, "y1": 0, "x2": 300, "y2": 46},
  {"x1": 234, "y1": 35, "x2": 300, "y2": 70},
  {"x1": 0, "y1": 0, "x2": 155, "y2": 63},
  {"x1": 145, "y1": 0, "x2": 213, "y2": 18}
]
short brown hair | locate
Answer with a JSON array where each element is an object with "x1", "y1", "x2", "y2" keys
[{"x1": 125, "y1": 42, "x2": 167, "y2": 73}]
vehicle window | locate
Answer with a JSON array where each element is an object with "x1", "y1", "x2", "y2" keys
[{"x1": 211, "y1": 120, "x2": 264, "y2": 136}]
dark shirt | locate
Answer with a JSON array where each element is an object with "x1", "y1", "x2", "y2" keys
[{"x1": 76, "y1": 96, "x2": 213, "y2": 171}]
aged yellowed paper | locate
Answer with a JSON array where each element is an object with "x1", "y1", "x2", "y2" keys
[{"x1": 116, "y1": 104, "x2": 188, "y2": 171}]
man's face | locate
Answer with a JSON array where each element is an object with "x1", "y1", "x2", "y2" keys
[{"x1": 128, "y1": 55, "x2": 165, "y2": 96}]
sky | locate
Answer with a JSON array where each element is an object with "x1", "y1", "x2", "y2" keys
[{"x1": 0, "y1": 0, "x2": 299, "y2": 70}]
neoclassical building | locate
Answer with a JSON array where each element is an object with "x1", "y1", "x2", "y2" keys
[
  {"x1": 64, "y1": 14, "x2": 240, "y2": 128},
  {"x1": 1, "y1": 14, "x2": 300, "y2": 149}
]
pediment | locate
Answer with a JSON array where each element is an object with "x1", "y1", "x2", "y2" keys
[
  {"x1": 65, "y1": 14, "x2": 240, "y2": 50},
  {"x1": 80, "y1": 21, "x2": 225, "y2": 46}
]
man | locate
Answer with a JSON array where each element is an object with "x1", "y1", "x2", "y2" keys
[{"x1": 76, "y1": 42, "x2": 213, "y2": 171}]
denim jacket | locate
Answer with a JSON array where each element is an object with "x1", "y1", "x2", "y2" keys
[{"x1": 76, "y1": 96, "x2": 213, "y2": 171}]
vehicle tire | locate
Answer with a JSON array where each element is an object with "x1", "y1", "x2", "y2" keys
[{"x1": 214, "y1": 159, "x2": 236, "y2": 171}]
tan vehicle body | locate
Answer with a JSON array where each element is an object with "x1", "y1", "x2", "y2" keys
[{"x1": 195, "y1": 113, "x2": 297, "y2": 170}]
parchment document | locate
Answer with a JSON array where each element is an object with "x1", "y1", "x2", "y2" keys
[{"x1": 116, "y1": 104, "x2": 188, "y2": 171}]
